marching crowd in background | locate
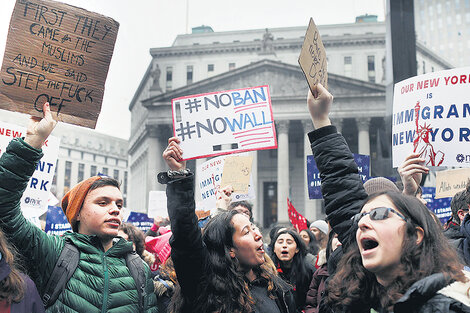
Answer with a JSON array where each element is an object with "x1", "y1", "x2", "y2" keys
[{"x1": 2, "y1": 84, "x2": 470, "y2": 312}]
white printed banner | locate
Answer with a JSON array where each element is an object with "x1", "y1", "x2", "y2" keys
[
  {"x1": 172, "y1": 86, "x2": 277, "y2": 160},
  {"x1": 197, "y1": 154, "x2": 255, "y2": 212},
  {"x1": 0, "y1": 121, "x2": 60, "y2": 217},
  {"x1": 147, "y1": 191, "x2": 168, "y2": 219},
  {"x1": 392, "y1": 67, "x2": 470, "y2": 167}
]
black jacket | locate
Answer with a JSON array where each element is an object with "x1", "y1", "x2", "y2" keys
[
  {"x1": 0, "y1": 257, "x2": 45, "y2": 313},
  {"x1": 392, "y1": 273, "x2": 470, "y2": 313},
  {"x1": 159, "y1": 172, "x2": 296, "y2": 313},
  {"x1": 309, "y1": 125, "x2": 367, "y2": 251}
]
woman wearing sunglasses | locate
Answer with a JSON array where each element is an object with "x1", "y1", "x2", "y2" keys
[{"x1": 307, "y1": 84, "x2": 470, "y2": 312}]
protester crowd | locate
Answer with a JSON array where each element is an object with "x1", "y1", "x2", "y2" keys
[{"x1": 1, "y1": 85, "x2": 470, "y2": 313}]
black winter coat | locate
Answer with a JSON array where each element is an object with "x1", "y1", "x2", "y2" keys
[
  {"x1": 158, "y1": 172, "x2": 297, "y2": 313},
  {"x1": 0, "y1": 257, "x2": 45, "y2": 313}
]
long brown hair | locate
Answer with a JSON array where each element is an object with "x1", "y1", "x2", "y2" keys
[
  {"x1": 169, "y1": 210, "x2": 278, "y2": 313},
  {"x1": 327, "y1": 191, "x2": 466, "y2": 310},
  {"x1": 0, "y1": 230, "x2": 25, "y2": 303}
]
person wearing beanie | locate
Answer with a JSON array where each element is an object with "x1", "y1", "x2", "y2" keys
[
  {"x1": 0, "y1": 103, "x2": 157, "y2": 312},
  {"x1": 363, "y1": 177, "x2": 400, "y2": 195},
  {"x1": 310, "y1": 220, "x2": 329, "y2": 250}
]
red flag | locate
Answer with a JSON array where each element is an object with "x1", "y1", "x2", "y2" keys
[{"x1": 287, "y1": 198, "x2": 308, "y2": 232}]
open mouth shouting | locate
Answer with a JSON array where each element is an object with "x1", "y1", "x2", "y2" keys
[{"x1": 360, "y1": 236, "x2": 379, "y2": 256}]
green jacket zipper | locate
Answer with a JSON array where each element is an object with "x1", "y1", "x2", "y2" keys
[{"x1": 101, "y1": 254, "x2": 109, "y2": 313}]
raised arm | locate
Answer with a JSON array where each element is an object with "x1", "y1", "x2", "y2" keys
[
  {"x1": 159, "y1": 137, "x2": 206, "y2": 304},
  {"x1": 306, "y1": 84, "x2": 368, "y2": 248},
  {"x1": 0, "y1": 102, "x2": 62, "y2": 291}
]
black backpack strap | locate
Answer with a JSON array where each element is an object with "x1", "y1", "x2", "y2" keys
[
  {"x1": 42, "y1": 240, "x2": 80, "y2": 308},
  {"x1": 126, "y1": 251, "x2": 147, "y2": 312}
]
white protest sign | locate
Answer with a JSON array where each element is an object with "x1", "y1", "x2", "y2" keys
[
  {"x1": 172, "y1": 86, "x2": 277, "y2": 160},
  {"x1": 0, "y1": 121, "x2": 60, "y2": 217},
  {"x1": 197, "y1": 154, "x2": 255, "y2": 212},
  {"x1": 392, "y1": 67, "x2": 470, "y2": 167},
  {"x1": 147, "y1": 191, "x2": 168, "y2": 218}
]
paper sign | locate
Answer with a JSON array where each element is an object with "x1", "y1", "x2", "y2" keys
[
  {"x1": 147, "y1": 191, "x2": 168, "y2": 218},
  {"x1": 0, "y1": 121, "x2": 60, "y2": 217},
  {"x1": 0, "y1": 0, "x2": 119, "y2": 128},
  {"x1": 172, "y1": 85, "x2": 277, "y2": 160},
  {"x1": 435, "y1": 168, "x2": 470, "y2": 199},
  {"x1": 44, "y1": 205, "x2": 71, "y2": 235},
  {"x1": 392, "y1": 67, "x2": 470, "y2": 167},
  {"x1": 298, "y1": 18, "x2": 328, "y2": 93},
  {"x1": 220, "y1": 156, "x2": 253, "y2": 193},
  {"x1": 126, "y1": 211, "x2": 154, "y2": 232},
  {"x1": 197, "y1": 154, "x2": 256, "y2": 212},
  {"x1": 422, "y1": 187, "x2": 451, "y2": 224},
  {"x1": 307, "y1": 153, "x2": 370, "y2": 199}
]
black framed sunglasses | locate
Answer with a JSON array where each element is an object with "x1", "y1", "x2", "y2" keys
[{"x1": 351, "y1": 207, "x2": 407, "y2": 224}]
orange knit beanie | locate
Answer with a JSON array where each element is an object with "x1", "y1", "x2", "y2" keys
[{"x1": 61, "y1": 176, "x2": 102, "y2": 231}]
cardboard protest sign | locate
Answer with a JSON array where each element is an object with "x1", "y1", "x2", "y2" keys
[
  {"x1": 392, "y1": 67, "x2": 470, "y2": 167},
  {"x1": 298, "y1": 18, "x2": 328, "y2": 93},
  {"x1": 172, "y1": 86, "x2": 277, "y2": 160},
  {"x1": 0, "y1": 0, "x2": 119, "y2": 128},
  {"x1": 307, "y1": 153, "x2": 370, "y2": 199},
  {"x1": 435, "y1": 168, "x2": 470, "y2": 199},
  {"x1": 44, "y1": 205, "x2": 71, "y2": 235},
  {"x1": 126, "y1": 211, "x2": 154, "y2": 232},
  {"x1": 422, "y1": 187, "x2": 451, "y2": 224},
  {"x1": 220, "y1": 155, "x2": 253, "y2": 193},
  {"x1": 197, "y1": 154, "x2": 256, "y2": 212},
  {"x1": 0, "y1": 121, "x2": 59, "y2": 217},
  {"x1": 147, "y1": 191, "x2": 168, "y2": 218}
]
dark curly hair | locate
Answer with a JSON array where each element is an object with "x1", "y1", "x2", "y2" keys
[
  {"x1": 327, "y1": 191, "x2": 466, "y2": 311},
  {"x1": 118, "y1": 222, "x2": 145, "y2": 257},
  {"x1": 170, "y1": 210, "x2": 278, "y2": 313}
]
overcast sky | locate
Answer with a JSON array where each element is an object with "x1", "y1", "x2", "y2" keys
[{"x1": 0, "y1": 0, "x2": 385, "y2": 139}]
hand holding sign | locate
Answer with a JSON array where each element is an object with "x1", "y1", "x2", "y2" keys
[
  {"x1": 307, "y1": 83, "x2": 333, "y2": 129},
  {"x1": 215, "y1": 185, "x2": 234, "y2": 210},
  {"x1": 24, "y1": 101, "x2": 57, "y2": 149},
  {"x1": 397, "y1": 152, "x2": 429, "y2": 196},
  {"x1": 163, "y1": 137, "x2": 186, "y2": 171}
]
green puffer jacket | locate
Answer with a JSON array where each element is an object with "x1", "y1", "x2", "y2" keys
[{"x1": 0, "y1": 138, "x2": 158, "y2": 313}]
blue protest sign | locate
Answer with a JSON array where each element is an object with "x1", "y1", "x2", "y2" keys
[
  {"x1": 421, "y1": 187, "x2": 452, "y2": 224},
  {"x1": 307, "y1": 154, "x2": 370, "y2": 199},
  {"x1": 44, "y1": 205, "x2": 72, "y2": 235},
  {"x1": 126, "y1": 212, "x2": 154, "y2": 232}
]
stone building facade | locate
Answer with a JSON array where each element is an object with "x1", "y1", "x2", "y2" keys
[{"x1": 128, "y1": 19, "x2": 451, "y2": 226}]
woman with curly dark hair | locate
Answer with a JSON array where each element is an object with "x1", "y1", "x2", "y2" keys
[
  {"x1": 307, "y1": 83, "x2": 470, "y2": 312},
  {"x1": 0, "y1": 229, "x2": 44, "y2": 312},
  {"x1": 118, "y1": 222, "x2": 146, "y2": 257},
  {"x1": 271, "y1": 228, "x2": 316, "y2": 311},
  {"x1": 160, "y1": 137, "x2": 296, "y2": 313}
]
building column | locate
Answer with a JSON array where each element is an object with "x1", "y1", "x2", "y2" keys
[
  {"x1": 357, "y1": 118, "x2": 371, "y2": 156},
  {"x1": 330, "y1": 117, "x2": 343, "y2": 134},
  {"x1": 147, "y1": 126, "x2": 166, "y2": 197},
  {"x1": 276, "y1": 121, "x2": 289, "y2": 223},
  {"x1": 302, "y1": 120, "x2": 317, "y2": 221}
]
